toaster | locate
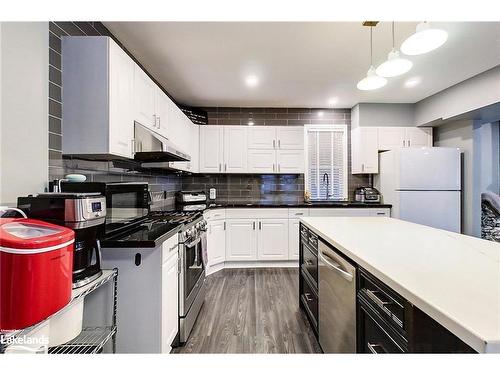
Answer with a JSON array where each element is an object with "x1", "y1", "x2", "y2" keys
[{"x1": 354, "y1": 187, "x2": 381, "y2": 203}]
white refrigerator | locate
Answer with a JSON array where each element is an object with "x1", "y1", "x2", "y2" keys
[{"x1": 374, "y1": 147, "x2": 462, "y2": 233}]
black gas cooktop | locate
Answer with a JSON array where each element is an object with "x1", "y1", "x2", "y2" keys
[{"x1": 101, "y1": 210, "x2": 201, "y2": 248}]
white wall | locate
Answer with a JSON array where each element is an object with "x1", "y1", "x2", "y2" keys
[
  {"x1": 415, "y1": 66, "x2": 500, "y2": 126},
  {"x1": 472, "y1": 121, "x2": 500, "y2": 237},
  {"x1": 351, "y1": 103, "x2": 415, "y2": 128},
  {"x1": 434, "y1": 120, "x2": 474, "y2": 235},
  {"x1": 0, "y1": 22, "x2": 49, "y2": 205}
]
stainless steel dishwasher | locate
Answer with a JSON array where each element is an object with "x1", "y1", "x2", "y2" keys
[{"x1": 318, "y1": 239, "x2": 357, "y2": 353}]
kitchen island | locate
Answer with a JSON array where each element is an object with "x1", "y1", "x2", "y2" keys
[{"x1": 300, "y1": 216, "x2": 500, "y2": 353}]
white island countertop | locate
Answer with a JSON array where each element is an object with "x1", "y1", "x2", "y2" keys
[{"x1": 300, "y1": 216, "x2": 500, "y2": 353}]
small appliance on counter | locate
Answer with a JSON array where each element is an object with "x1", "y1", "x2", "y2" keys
[
  {"x1": 0, "y1": 217, "x2": 75, "y2": 330},
  {"x1": 176, "y1": 191, "x2": 207, "y2": 211},
  {"x1": 353, "y1": 186, "x2": 381, "y2": 203},
  {"x1": 17, "y1": 192, "x2": 106, "y2": 288}
]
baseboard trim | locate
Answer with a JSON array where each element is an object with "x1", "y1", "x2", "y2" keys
[{"x1": 206, "y1": 260, "x2": 299, "y2": 276}]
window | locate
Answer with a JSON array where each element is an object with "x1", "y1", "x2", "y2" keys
[{"x1": 305, "y1": 125, "x2": 348, "y2": 200}]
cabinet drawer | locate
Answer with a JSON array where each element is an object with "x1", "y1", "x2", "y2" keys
[
  {"x1": 289, "y1": 208, "x2": 309, "y2": 218},
  {"x1": 204, "y1": 208, "x2": 226, "y2": 221},
  {"x1": 225, "y1": 208, "x2": 288, "y2": 219},
  {"x1": 358, "y1": 269, "x2": 406, "y2": 333},
  {"x1": 359, "y1": 301, "x2": 406, "y2": 353},
  {"x1": 301, "y1": 245, "x2": 318, "y2": 287},
  {"x1": 300, "y1": 272, "x2": 318, "y2": 331}
]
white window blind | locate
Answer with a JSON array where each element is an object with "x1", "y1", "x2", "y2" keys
[{"x1": 305, "y1": 125, "x2": 348, "y2": 200}]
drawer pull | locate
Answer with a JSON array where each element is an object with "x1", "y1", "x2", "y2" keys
[
  {"x1": 295, "y1": 212, "x2": 304, "y2": 216},
  {"x1": 304, "y1": 293, "x2": 313, "y2": 302},
  {"x1": 365, "y1": 289, "x2": 392, "y2": 308},
  {"x1": 367, "y1": 342, "x2": 387, "y2": 354}
]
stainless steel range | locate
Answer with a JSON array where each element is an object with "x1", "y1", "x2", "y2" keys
[{"x1": 177, "y1": 212, "x2": 207, "y2": 343}]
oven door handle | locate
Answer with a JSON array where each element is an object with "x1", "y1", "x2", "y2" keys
[{"x1": 185, "y1": 237, "x2": 201, "y2": 248}]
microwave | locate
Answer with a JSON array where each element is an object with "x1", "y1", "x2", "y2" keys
[{"x1": 61, "y1": 182, "x2": 150, "y2": 234}]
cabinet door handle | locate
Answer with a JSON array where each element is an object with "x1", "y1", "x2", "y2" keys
[
  {"x1": 158, "y1": 116, "x2": 161, "y2": 129},
  {"x1": 403, "y1": 140, "x2": 406, "y2": 147},
  {"x1": 273, "y1": 164, "x2": 275, "y2": 172},
  {"x1": 259, "y1": 222, "x2": 262, "y2": 230},
  {"x1": 367, "y1": 342, "x2": 387, "y2": 354},
  {"x1": 278, "y1": 139, "x2": 281, "y2": 148},
  {"x1": 278, "y1": 164, "x2": 280, "y2": 172},
  {"x1": 223, "y1": 221, "x2": 226, "y2": 231},
  {"x1": 408, "y1": 139, "x2": 411, "y2": 147},
  {"x1": 224, "y1": 164, "x2": 227, "y2": 172},
  {"x1": 219, "y1": 163, "x2": 221, "y2": 172},
  {"x1": 253, "y1": 222, "x2": 256, "y2": 230},
  {"x1": 153, "y1": 114, "x2": 157, "y2": 128},
  {"x1": 362, "y1": 163, "x2": 365, "y2": 172},
  {"x1": 273, "y1": 140, "x2": 276, "y2": 149}
]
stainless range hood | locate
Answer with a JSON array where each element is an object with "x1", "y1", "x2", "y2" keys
[{"x1": 133, "y1": 122, "x2": 190, "y2": 163}]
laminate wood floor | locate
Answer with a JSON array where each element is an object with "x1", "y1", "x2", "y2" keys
[{"x1": 173, "y1": 268, "x2": 321, "y2": 354}]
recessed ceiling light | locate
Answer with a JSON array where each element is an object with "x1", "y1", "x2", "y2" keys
[
  {"x1": 245, "y1": 75, "x2": 259, "y2": 88},
  {"x1": 404, "y1": 76, "x2": 422, "y2": 88},
  {"x1": 328, "y1": 97, "x2": 339, "y2": 106},
  {"x1": 248, "y1": 121, "x2": 254, "y2": 126}
]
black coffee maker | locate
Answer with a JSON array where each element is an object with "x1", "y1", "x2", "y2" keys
[{"x1": 18, "y1": 192, "x2": 107, "y2": 288}]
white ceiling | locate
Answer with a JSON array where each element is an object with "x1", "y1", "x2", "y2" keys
[{"x1": 104, "y1": 22, "x2": 500, "y2": 108}]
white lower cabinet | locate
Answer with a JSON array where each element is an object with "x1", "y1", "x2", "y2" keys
[
  {"x1": 206, "y1": 207, "x2": 390, "y2": 267},
  {"x1": 288, "y1": 219, "x2": 300, "y2": 260},
  {"x1": 256, "y1": 219, "x2": 289, "y2": 260},
  {"x1": 225, "y1": 219, "x2": 257, "y2": 261},
  {"x1": 161, "y1": 248, "x2": 179, "y2": 353},
  {"x1": 207, "y1": 219, "x2": 226, "y2": 266}
]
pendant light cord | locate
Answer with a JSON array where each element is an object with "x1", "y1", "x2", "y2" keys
[
  {"x1": 392, "y1": 21, "x2": 395, "y2": 48},
  {"x1": 370, "y1": 26, "x2": 373, "y2": 66}
]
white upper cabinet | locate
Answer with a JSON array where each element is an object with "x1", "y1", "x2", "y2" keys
[
  {"x1": 248, "y1": 149, "x2": 276, "y2": 173},
  {"x1": 405, "y1": 127, "x2": 433, "y2": 148},
  {"x1": 351, "y1": 127, "x2": 379, "y2": 174},
  {"x1": 134, "y1": 64, "x2": 156, "y2": 129},
  {"x1": 277, "y1": 127, "x2": 304, "y2": 149},
  {"x1": 277, "y1": 150, "x2": 304, "y2": 173},
  {"x1": 108, "y1": 40, "x2": 135, "y2": 158},
  {"x1": 62, "y1": 36, "x2": 135, "y2": 159},
  {"x1": 248, "y1": 126, "x2": 277, "y2": 149},
  {"x1": 378, "y1": 127, "x2": 433, "y2": 150},
  {"x1": 199, "y1": 126, "x2": 224, "y2": 173},
  {"x1": 223, "y1": 126, "x2": 248, "y2": 173},
  {"x1": 378, "y1": 127, "x2": 406, "y2": 150},
  {"x1": 154, "y1": 88, "x2": 171, "y2": 138}
]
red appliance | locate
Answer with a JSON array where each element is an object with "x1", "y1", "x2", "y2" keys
[{"x1": 0, "y1": 218, "x2": 75, "y2": 331}]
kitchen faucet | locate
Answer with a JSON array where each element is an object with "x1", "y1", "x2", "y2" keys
[{"x1": 322, "y1": 173, "x2": 331, "y2": 200}]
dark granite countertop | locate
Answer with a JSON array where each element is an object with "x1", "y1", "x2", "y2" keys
[
  {"x1": 101, "y1": 222, "x2": 182, "y2": 248},
  {"x1": 205, "y1": 201, "x2": 392, "y2": 209}
]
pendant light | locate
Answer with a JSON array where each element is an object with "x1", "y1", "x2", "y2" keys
[
  {"x1": 357, "y1": 26, "x2": 387, "y2": 91},
  {"x1": 401, "y1": 21, "x2": 448, "y2": 56},
  {"x1": 376, "y1": 22, "x2": 413, "y2": 78}
]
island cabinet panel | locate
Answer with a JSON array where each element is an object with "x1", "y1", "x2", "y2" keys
[{"x1": 357, "y1": 267, "x2": 477, "y2": 354}]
